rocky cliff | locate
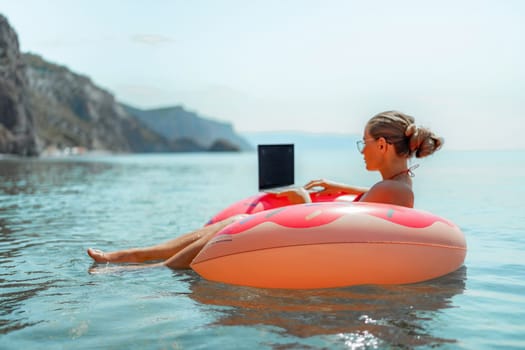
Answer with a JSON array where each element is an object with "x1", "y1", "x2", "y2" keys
[
  {"x1": 0, "y1": 15, "x2": 250, "y2": 156},
  {"x1": 23, "y1": 53, "x2": 173, "y2": 154},
  {"x1": 0, "y1": 15, "x2": 38, "y2": 156}
]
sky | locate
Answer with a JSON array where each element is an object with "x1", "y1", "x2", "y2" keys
[{"x1": 1, "y1": 0, "x2": 524, "y2": 149}]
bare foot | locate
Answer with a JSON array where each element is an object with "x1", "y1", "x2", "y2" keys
[{"x1": 87, "y1": 248, "x2": 109, "y2": 263}]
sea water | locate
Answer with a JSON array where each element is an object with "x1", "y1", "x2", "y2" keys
[{"x1": 0, "y1": 149, "x2": 524, "y2": 349}]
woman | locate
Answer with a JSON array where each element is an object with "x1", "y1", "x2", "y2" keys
[{"x1": 87, "y1": 110, "x2": 443, "y2": 270}]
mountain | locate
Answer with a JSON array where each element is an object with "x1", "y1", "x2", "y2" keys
[
  {"x1": 0, "y1": 15, "x2": 250, "y2": 156},
  {"x1": 23, "y1": 53, "x2": 175, "y2": 154},
  {"x1": 123, "y1": 104, "x2": 252, "y2": 151}
]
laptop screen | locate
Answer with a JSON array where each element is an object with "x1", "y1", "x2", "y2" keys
[{"x1": 258, "y1": 144, "x2": 294, "y2": 190}]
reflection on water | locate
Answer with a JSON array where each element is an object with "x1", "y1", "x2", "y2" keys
[
  {"x1": 189, "y1": 267, "x2": 467, "y2": 348},
  {"x1": 0, "y1": 159, "x2": 114, "y2": 334},
  {"x1": 0, "y1": 159, "x2": 112, "y2": 195}
]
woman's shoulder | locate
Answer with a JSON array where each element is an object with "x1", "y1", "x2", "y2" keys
[
  {"x1": 373, "y1": 179, "x2": 412, "y2": 190},
  {"x1": 360, "y1": 180, "x2": 414, "y2": 207}
]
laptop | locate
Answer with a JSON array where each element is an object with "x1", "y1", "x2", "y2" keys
[{"x1": 258, "y1": 144, "x2": 296, "y2": 193}]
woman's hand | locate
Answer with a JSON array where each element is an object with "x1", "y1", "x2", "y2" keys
[
  {"x1": 304, "y1": 179, "x2": 344, "y2": 195},
  {"x1": 275, "y1": 187, "x2": 312, "y2": 204}
]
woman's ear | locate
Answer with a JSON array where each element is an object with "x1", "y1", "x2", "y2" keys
[{"x1": 377, "y1": 137, "x2": 387, "y2": 151}]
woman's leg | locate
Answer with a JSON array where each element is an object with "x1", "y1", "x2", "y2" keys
[
  {"x1": 87, "y1": 215, "x2": 245, "y2": 264},
  {"x1": 162, "y1": 231, "x2": 217, "y2": 269},
  {"x1": 88, "y1": 224, "x2": 225, "y2": 274}
]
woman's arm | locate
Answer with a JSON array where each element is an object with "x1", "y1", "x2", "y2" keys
[{"x1": 276, "y1": 179, "x2": 370, "y2": 205}]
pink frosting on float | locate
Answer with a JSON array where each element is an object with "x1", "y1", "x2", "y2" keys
[{"x1": 216, "y1": 201, "x2": 455, "y2": 237}]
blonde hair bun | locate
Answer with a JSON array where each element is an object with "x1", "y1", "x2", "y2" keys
[{"x1": 409, "y1": 126, "x2": 444, "y2": 158}]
